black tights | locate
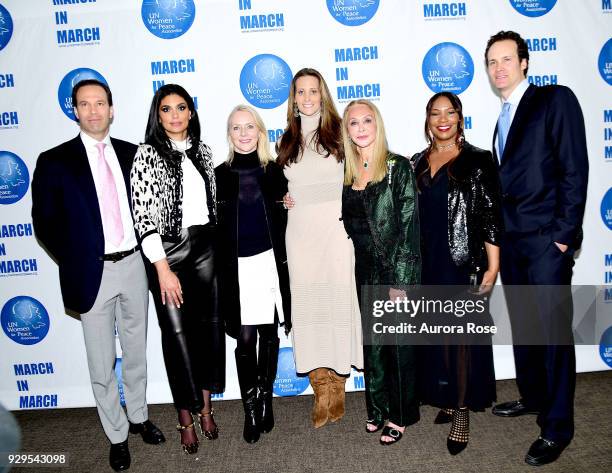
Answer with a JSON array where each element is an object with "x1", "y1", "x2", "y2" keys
[{"x1": 237, "y1": 324, "x2": 278, "y2": 356}]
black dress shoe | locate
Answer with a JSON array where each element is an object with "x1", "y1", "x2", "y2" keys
[
  {"x1": 525, "y1": 437, "x2": 567, "y2": 466},
  {"x1": 492, "y1": 400, "x2": 539, "y2": 417},
  {"x1": 129, "y1": 420, "x2": 166, "y2": 445},
  {"x1": 109, "y1": 439, "x2": 130, "y2": 471}
]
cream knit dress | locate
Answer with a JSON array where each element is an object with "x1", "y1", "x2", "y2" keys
[{"x1": 283, "y1": 111, "x2": 363, "y2": 375}]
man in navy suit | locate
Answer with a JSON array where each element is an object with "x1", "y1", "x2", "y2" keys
[
  {"x1": 32, "y1": 79, "x2": 165, "y2": 471},
  {"x1": 485, "y1": 31, "x2": 588, "y2": 466}
]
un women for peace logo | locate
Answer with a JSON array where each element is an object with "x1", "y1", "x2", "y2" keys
[
  {"x1": 509, "y1": 0, "x2": 557, "y2": 17},
  {"x1": 239, "y1": 54, "x2": 292, "y2": 109},
  {"x1": 1, "y1": 296, "x2": 50, "y2": 346},
  {"x1": 422, "y1": 42, "x2": 474, "y2": 94},
  {"x1": 141, "y1": 0, "x2": 195, "y2": 39},
  {"x1": 0, "y1": 4, "x2": 13, "y2": 51},
  {"x1": 0, "y1": 151, "x2": 29, "y2": 205},
  {"x1": 273, "y1": 347, "x2": 309, "y2": 396},
  {"x1": 326, "y1": 0, "x2": 379, "y2": 26},
  {"x1": 57, "y1": 68, "x2": 108, "y2": 121}
]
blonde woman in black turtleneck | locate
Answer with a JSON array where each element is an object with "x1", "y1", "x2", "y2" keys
[{"x1": 215, "y1": 104, "x2": 291, "y2": 444}]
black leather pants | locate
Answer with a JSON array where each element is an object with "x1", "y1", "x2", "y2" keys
[{"x1": 149, "y1": 225, "x2": 225, "y2": 412}]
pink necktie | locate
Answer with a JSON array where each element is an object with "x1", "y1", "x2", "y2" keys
[{"x1": 96, "y1": 142, "x2": 124, "y2": 247}]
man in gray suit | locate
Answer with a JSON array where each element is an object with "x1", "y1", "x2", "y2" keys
[{"x1": 32, "y1": 79, "x2": 165, "y2": 471}]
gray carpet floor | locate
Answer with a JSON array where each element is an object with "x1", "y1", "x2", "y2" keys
[{"x1": 12, "y1": 371, "x2": 612, "y2": 473}]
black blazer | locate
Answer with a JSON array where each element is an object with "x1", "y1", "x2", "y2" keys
[
  {"x1": 214, "y1": 160, "x2": 291, "y2": 338},
  {"x1": 493, "y1": 84, "x2": 589, "y2": 253},
  {"x1": 31, "y1": 135, "x2": 138, "y2": 313}
]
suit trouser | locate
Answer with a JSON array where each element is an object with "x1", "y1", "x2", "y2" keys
[
  {"x1": 500, "y1": 235, "x2": 575, "y2": 444},
  {"x1": 80, "y1": 250, "x2": 149, "y2": 444},
  {"x1": 149, "y1": 225, "x2": 225, "y2": 412}
]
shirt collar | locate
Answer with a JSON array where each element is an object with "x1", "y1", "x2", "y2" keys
[
  {"x1": 80, "y1": 130, "x2": 111, "y2": 148},
  {"x1": 503, "y1": 78, "x2": 529, "y2": 107}
]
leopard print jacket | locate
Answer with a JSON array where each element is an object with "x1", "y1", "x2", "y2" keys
[{"x1": 130, "y1": 141, "x2": 217, "y2": 241}]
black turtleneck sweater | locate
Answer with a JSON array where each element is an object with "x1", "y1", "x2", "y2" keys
[{"x1": 231, "y1": 151, "x2": 272, "y2": 257}]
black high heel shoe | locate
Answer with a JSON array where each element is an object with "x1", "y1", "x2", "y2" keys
[
  {"x1": 176, "y1": 420, "x2": 198, "y2": 454},
  {"x1": 434, "y1": 408, "x2": 453, "y2": 424},
  {"x1": 447, "y1": 408, "x2": 469, "y2": 455},
  {"x1": 197, "y1": 409, "x2": 219, "y2": 440}
]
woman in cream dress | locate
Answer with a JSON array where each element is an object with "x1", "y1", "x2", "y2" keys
[{"x1": 277, "y1": 68, "x2": 363, "y2": 428}]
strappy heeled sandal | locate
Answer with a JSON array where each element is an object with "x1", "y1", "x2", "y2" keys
[
  {"x1": 176, "y1": 421, "x2": 198, "y2": 454},
  {"x1": 197, "y1": 409, "x2": 219, "y2": 440}
]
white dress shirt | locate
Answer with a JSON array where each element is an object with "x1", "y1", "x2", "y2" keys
[{"x1": 81, "y1": 131, "x2": 138, "y2": 254}]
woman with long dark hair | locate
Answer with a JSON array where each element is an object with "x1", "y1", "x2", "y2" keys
[
  {"x1": 278, "y1": 68, "x2": 363, "y2": 428},
  {"x1": 131, "y1": 84, "x2": 224, "y2": 454},
  {"x1": 413, "y1": 91, "x2": 502, "y2": 454},
  {"x1": 215, "y1": 104, "x2": 291, "y2": 443},
  {"x1": 341, "y1": 99, "x2": 421, "y2": 446}
]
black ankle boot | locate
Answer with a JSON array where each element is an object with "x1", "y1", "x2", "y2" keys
[
  {"x1": 447, "y1": 408, "x2": 469, "y2": 455},
  {"x1": 235, "y1": 348, "x2": 260, "y2": 443},
  {"x1": 257, "y1": 338, "x2": 279, "y2": 433}
]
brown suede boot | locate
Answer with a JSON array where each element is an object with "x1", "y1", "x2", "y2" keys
[
  {"x1": 328, "y1": 370, "x2": 347, "y2": 422},
  {"x1": 308, "y1": 368, "x2": 330, "y2": 428}
]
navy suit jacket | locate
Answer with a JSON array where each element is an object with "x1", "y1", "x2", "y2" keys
[
  {"x1": 493, "y1": 84, "x2": 589, "y2": 254},
  {"x1": 32, "y1": 135, "x2": 138, "y2": 313}
]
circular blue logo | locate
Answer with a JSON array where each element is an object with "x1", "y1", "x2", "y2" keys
[
  {"x1": 141, "y1": 0, "x2": 195, "y2": 39},
  {"x1": 0, "y1": 151, "x2": 29, "y2": 205},
  {"x1": 600, "y1": 188, "x2": 612, "y2": 230},
  {"x1": 422, "y1": 42, "x2": 474, "y2": 94},
  {"x1": 598, "y1": 38, "x2": 612, "y2": 86},
  {"x1": 0, "y1": 4, "x2": 14, "y2": 51},
  {"x1": 239, "y1": 54, "x2": 292, "y2": 109},
  {"x1": 1, "y1": 296, "x2": 50, "y2": 345},
  {"x1": 273, "y1": 347, "x2": 309, "y2": 396},
  {"x1": 326, "y1": 0, "x2": 380, "y2": 26},
  {"x1": 57, "y1": 68, "x2": 108, "y2": 121},
  {"x1": 600, "y1": 326, "x2": 612, "y2": 368},
  {"x1": 509, "y1": 0, "x2": 557, "y2": 17}
]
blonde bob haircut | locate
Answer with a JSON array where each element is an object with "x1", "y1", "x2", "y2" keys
[
  {"x1": 342, "y1": 99, "x2": 389, "y2": 186},
  {"x1": 226, "y1": 104, "x2": 273, "y2": 166}
]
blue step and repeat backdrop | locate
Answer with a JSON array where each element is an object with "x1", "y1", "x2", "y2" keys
[{"x1": 0, "y1": 0, "x2": 611, "y2": 410}]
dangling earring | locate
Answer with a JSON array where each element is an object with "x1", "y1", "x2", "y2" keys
[{"x1": 293, "y1": 103, "x2": 299, "y2": 118}]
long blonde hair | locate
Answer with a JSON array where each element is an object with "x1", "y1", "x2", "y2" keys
[
  {"x1": 226, "y1": 104, "x2": 273, "y2": 166},
  {"x1": 342, "y1": 99, "x2": 389, "y2": 186}
]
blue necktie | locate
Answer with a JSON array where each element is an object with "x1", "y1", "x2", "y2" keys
[{"x1": 497, "y1": 102, "x2": 511, "y2": 160}]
